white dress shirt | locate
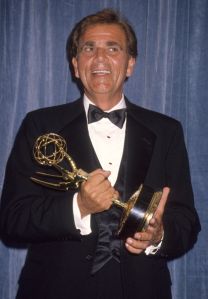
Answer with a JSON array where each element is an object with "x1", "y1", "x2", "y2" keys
[{"x1": 73, "y1": 95, "x2": 126, "y2": 234}]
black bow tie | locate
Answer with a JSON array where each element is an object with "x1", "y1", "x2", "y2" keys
[{"x1": 87, "y1": 104, "x2": 126, "y2": 129}]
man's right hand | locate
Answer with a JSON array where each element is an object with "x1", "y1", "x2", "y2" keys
[{"x1": 77, "y1": 169, "x2": 118, "y2": 218}]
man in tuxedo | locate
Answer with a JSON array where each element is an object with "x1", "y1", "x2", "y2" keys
[{"x1": 0, "y1": 8, "x2": 200, "y2": 299}]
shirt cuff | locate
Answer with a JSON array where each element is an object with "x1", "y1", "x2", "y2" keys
[
  {"x1": 145, "y1": 232, "x2": 164, "y2": 255},
  {"x1": 72, "y1": 192, "x2": 92, "y2": 235}
]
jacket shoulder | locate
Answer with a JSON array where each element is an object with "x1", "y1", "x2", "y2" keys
[
  {"x1": 24, "y1": 99, "x2": 83, "y2": 131},
  {"x1": 27, "y1": 99, "x2": 82, "y2": 120},
  {"x1": 127, "y1": 101, "x2": 182, "y2": 134}
]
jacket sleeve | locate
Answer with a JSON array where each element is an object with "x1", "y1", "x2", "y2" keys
[
  {"x1": 160, "y1": 122, "x2": 201, "y2": 258},
  {"x1": 0, "y1": 113, "x2": 82, "y2": 243}
]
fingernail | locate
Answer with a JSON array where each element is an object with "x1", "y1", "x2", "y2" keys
[{"x1": 135, "y1": 233, "x2": 140, "y2": 239}]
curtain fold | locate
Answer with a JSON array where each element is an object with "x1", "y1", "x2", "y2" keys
[{"x1": 0, "y1": 1, "x2": 207, "y2": 298}]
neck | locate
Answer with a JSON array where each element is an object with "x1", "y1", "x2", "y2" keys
[{"x1": 85, "y1": 92, "x2": 123, "y2": 111}]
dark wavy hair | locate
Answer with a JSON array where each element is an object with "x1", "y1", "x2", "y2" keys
[{"x1": 66, "y1": 8, "x2": 138, "y2": 63}]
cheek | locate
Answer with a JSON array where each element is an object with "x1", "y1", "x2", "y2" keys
[
  {"x1": 77, "y1": 58, "x2": 90, "y2": 77},
  {"x1": 112, "y1": 57, "x2": 129, "y2": 74}
]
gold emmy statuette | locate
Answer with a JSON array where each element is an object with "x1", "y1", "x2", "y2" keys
[{"x1": 31, "y1": 133, "x2": 162, "y2": 238}]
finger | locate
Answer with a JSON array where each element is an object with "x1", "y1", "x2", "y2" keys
[
  {"x1": 125, "y1": 237, "x2": 149, "y2": 254},
  {"x1": 125, "y1": 243, "x2": 143, "y2": 254},
  {"x1": 94, "y1": 179, "x2": 112, "y2": 194},
  {"x1": 148, "y1": 215, "x2": 160, "y2": 227},
  {"x1": 87, "y1": 170, "x2": 111, "y2": 188},
  {"x1": 134, "y1": 231, "x2": 152, "y2": 242},
  {"x1": 97, "y1": 187, "x2": 115, "y2": 205},
  {"x1": 155, "y1": 187, "x2": 170, "y2": 217},
  {"x1": 112, "y1": 190, "x2": 119, "y2": 200}
]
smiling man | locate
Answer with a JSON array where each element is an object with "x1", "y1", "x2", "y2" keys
[
  {"x1": 0, "y1": 9, "x2": 200, "y2": 299},
  {"x1": 72, "y1": 23, "x2": 135, "y2": 109}
]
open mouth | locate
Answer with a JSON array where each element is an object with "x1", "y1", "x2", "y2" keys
[{"x1": 91, "y1": 70, "x2": 111, "y2": 75}]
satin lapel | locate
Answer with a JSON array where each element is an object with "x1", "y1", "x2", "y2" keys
[{"x1": 120, "y1": 109, "x2": 156, "y2": 201}]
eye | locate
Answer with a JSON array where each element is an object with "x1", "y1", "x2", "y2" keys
[
  {"x1": 82, "y1": 45, "x2": 94, "y2": 52},
  {"x1": 107, "y1": 45, "x2": 122, "y2": 54},
  {"x1": 81, "y1": 45, "x2": 95, "y2": 54}
]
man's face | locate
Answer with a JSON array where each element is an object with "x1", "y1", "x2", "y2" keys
[{"x1": 72, "y1": 24, "x2": 136, "y2": 105}]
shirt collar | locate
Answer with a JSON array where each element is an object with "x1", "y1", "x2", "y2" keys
[{"x1": 83, "y1": 94, "x2": 126, "y2": 117}]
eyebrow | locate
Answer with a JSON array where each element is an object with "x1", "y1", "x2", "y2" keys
[
  {"x1": 80, "y1": 41, "x2": 94, "y2": 46},
  {"x1": 79, "y1": 40, "x2": 123, "y2": 48},
  {"x1": 106, "y1": 41, "x2": 122, "y2": 47}
]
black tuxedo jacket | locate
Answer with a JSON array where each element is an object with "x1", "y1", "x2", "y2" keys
[{"x1": 0, "y1": 98, "x2": 200, "y2": 299}]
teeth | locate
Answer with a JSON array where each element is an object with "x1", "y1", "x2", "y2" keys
[{"x1": 92, "y1": 70, "x2": 111, "y2": 74}]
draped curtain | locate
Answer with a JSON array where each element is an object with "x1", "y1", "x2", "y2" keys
[{"x1": 0, "y1": 1, "x2": 207, "y2": 298}]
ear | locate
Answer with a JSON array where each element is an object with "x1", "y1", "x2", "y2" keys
[
  {"x1": 72, "y1": 57, "x2": 80, "y2": 78},
  {"x1": 126, "y1": 57, "x2": 136, "y2": 77}
]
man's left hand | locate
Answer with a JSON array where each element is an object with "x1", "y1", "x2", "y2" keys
[{"x1": 125, "y1": 187, "x2": 170, "y2": 254}]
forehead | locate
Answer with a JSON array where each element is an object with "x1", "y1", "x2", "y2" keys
[{"x1": 79, "y1": 24, "x2": 127, "y2": 45}]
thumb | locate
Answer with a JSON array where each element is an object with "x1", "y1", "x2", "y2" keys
[
  {"x1": 155, "y1": 187, "x2": 170, "y2": 217},
  {"x1": 90, "y1": 169, "x2": 111, "y2": 178}
]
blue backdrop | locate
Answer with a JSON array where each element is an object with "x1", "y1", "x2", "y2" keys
[{"x1": 0, "y1": 1, "x2": 207, "y2": 298}]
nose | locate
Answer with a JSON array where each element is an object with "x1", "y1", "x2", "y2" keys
[{"x1": 95, "y1": 47, "x2": 106, "y2": 60}]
